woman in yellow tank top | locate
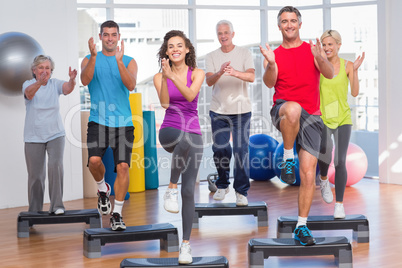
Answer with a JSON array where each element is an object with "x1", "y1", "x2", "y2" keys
[{"x1": 317, "y1": 30, "x2": 365, "y2": 219}]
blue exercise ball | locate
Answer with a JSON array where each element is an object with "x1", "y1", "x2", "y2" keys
[
  {"x1": 273, "y1": 142, "x2": 319, "y2": 186},
  {"x1": 249, "y1": 134, "x2": 279, "y2": 181},
  {"x1": 0, "y1": 32, "x2": 44, "y2": 96}
]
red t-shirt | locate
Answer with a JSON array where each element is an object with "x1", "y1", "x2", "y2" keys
[{"x1": 273, "y1": 42, "x2": 321, "y2": 115}]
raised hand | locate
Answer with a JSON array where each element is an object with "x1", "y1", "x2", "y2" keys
[
  {"x1": 38, "y1": 72, "x2": 48, "y2": 85},
  {"x1": 259, "y1": 43, "x2": 275, "y2": 65},
  {"x1": 88, "y1": 37, "x2": 97, "y2": 57},
  {"x1": 115, "y1": 40, "x2": 124, "y2": 61},
  {"x1": 69, "y1": 66, "x2": 78, "y2": 81},
  {"x1": 353, "y1": 52, "x2": 365, "y2": 71},
  {"x1": 309, "y1": 38, "x2": 323, "y2": 58},
  {"x1": 161, "y1": 58, "x2": 173, "y2": 80}
]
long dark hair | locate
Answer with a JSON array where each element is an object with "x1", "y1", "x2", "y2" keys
[{"x1": 157, "y1": 30, "x2": 197, "y2": 71}]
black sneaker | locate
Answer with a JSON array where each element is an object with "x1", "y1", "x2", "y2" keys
[
  {"x1": 97, "y1": 183, "x2": 111, "y2": 215},
  {"x1": 294, "y1": 225, "x2": 316, "y2": 246},
  {"x1": 278, "y1": 159, "x2": 296, "y2": 184},
  {"x1": 110, "y1": 212, "x2": 126, "y2": 231}
]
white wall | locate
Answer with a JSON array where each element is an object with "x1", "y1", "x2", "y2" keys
[
  {"x1": 378, "y1": 0, "x2": 402, "y2": 184},
  {"x1": 0, "y1": 0, "x2": 83, "y2": 208}
]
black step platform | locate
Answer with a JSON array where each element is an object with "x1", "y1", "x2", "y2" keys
[
  {"x1": 120, "y1": 256, "x2": 229, "y2": 267},
  {"x1": 248, "y1": 236, "x2": 352, "y2": 268},
  {"x1": 83, "y1": 223, "x2": 179, "y2": 258},
  {"x1": 277, "y1": 214, "x2": 369, "y2": 243},
  {"x1": 193, "y1": 201, "x2": 268, "y2": 228},
  {"x1": 17, "y1": 209, "x2": 102, "y2": 238}
]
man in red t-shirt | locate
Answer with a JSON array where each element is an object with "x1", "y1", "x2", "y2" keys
[{"x1": 260, "y1": 6, "x2": 334, "y2": 246}]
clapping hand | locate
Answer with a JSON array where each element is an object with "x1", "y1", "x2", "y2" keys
[
  {"x1": 310, "y1": 38, "x2": 324, "y2": 58},
  {"x1": 88, "y1": 37, "x2": 97, "y2": 57},
  {"x1": 220, "y1": 61, "x2": 231, "y2": 75},
  {"x1": 223, "y1": 64, "x2": 237, "y2": 76},
  {"x1": 353, "y1": 52, "x2": 365, "y2": 71},
  {"x1": 69, "y1": 67, "x2": 77, "y2": 81},
  {"x1": 37, "y1": 72, "x2": 48, "y2": 85},
  {"x1": 115, "y1": 40, "x2": 125, "y2": 61},
  {"x1": 259, "y1": 43, "x2": 275, "y2": 65},
  {"x1": 161, "y1": 58, "x2": 173, "y2": 80}
]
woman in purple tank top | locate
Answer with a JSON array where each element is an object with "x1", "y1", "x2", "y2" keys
[{"x1": 153, "y1": 30, "x2": 205, "y2": 264}]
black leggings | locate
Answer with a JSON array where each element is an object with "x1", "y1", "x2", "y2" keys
[
  {"x1": 159, "y1": 127, "x2": 203, "y2": 241},
  {"x1": 318, "y1": 124, "x2": 352, "y2": 202}
]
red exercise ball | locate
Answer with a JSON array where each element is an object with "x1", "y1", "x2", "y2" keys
[{"x1": 328, "y1": 143, "x2": 368, "y2": 186}]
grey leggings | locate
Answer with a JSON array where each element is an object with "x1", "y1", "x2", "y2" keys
[
  {"x1": 318, "y1": 124, "x2": 352, "y2": 202},
  {"x1": 159, "y1": 127, "x2": 203, "y2": 241},
  {"x1": 25, "y1": 136, "x2": 65, "y2": 213}
]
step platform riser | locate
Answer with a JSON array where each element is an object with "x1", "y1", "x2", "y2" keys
[
  {"x1": 193, "y1": 202, "x2": 268, "y2": 228},
  {"x1": 248, "y1": 237, "x2": 353, "y2": 268},
  {"x1": 120, "y1": 256, "x2": 229, "y2": 267},
  {"x1": 83, "y1": 223, "x2": 179, "y2": 258},
  {"x1": 277, "y1": 214, "x2": 369, "y2": 243},
  {"x1": 17, "y1": 209, "x2": 102, "y2": 238}
]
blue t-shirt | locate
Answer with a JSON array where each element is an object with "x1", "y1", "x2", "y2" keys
[
  {"x1": 22, "y1": 78, "x2": 65, "y2": 143},
  {"x1": 86, "y1": 52, "x2": 134, "y2": 127}
]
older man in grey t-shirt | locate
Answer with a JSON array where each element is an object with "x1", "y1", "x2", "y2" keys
[{"x1": 205, "y1": 20, "x2": 255, "y2": 206}]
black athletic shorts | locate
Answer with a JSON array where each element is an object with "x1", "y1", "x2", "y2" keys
[
  {"x1": 270, "y1": 99, "x2": 324, "y2": 158},
  {"x1": 87, "y1": 121, "x2": 135, "y2": 171}
]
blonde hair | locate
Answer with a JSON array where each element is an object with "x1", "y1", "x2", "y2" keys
[
  {"x1": 31, "y1": 55, "x2": 55, "y2": 78},
  {"x1": 320, "y1": 29, "x2": 342, "y2": 44}
]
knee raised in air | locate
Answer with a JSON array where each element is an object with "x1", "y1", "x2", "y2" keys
[
  {"x1": 88, "y1": 156, "x2": 103, "y2": 169},
  {"x1": 281, "y1": 102, "x2": 302, "y2": 124}
]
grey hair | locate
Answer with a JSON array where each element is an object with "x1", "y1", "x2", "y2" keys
[
  {"x1": 277, "y1": 6, "x2": 302, "y2": 26},
  {"x1": 216, "y1": 20, "x2": 234, "y2": 34},
  {"x1": 31, "y1": 55, "x2": 55, "y2": 78}
]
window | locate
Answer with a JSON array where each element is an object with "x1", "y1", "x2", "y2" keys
[
  {"x1": 331, "y1": 5, "x2": 378, "y2": 131},
  {"x1": 77, "y1": 0, "x2": 380, "y2": 184},
  {"x1": 114, "y1": 0, "x2": 187, "y2": 4},
  {"x1": 77, "y1": 1, "x2": 378, "y2": 132},
  {"x1": 196, "y1": 0, "x2": 259, "y2": 6},
  {"x1": 268, "y1": 0, "x2": 322, "y2": 6},
  {"x1": 331, "y1": 0, "x2": 369, "y2": 3},
  {"x1": 77, "y1": 8, "x2": 106, "y2": 109}
]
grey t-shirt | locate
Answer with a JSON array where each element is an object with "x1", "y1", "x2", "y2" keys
[
  {"x1": 22, "y1": 78, "x2": 65, "y2": 143},
  {"x1": 205, "y1": 45, "x2": 255, "y2": 114}
]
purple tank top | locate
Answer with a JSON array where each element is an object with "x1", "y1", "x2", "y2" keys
[{"x1": 160, "y1": 68, "x2": 201, "y2": 135}]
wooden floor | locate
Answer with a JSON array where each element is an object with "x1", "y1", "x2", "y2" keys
[{"x1": 1, "y1": 177, "x2": 401, "y2": 268}]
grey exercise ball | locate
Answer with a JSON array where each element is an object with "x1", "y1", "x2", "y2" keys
[{"x1": 0, "y1": 32, "x2": 44, "y2": 96}]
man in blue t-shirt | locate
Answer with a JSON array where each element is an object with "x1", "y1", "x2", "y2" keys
[{"x1": 81, "y1": 20, "x2": 138, "y2": 231}]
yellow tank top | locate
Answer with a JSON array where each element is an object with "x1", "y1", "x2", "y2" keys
[{"x1": 319, "y1": 58, "x2": 352, "y2": 129}]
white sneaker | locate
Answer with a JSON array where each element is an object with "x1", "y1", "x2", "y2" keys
[
  {"x1": 213, "y1": 187, "x2": 229, "y2": 200},
  {"x1": 334, "y1": 203, "x2": 346, "y2": 219},
  {"x1": 164, "y1": 188, "x2": 179, "y2": 213},
  {"x1": 235, "y1": 192, "x2": 248, "y2": 206},
  {"x1": 320, "y1": 179, "x2": 333, "y2": 204},
  {"x1": 54, "y1": 209, "x2": 65, "y2": 215},
  {"x1": 178, "y1": 242, "x2": 192, "y2": 264},
  {"x1": 97, "y1": 182, "x2": 111, "y2": 215}
]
